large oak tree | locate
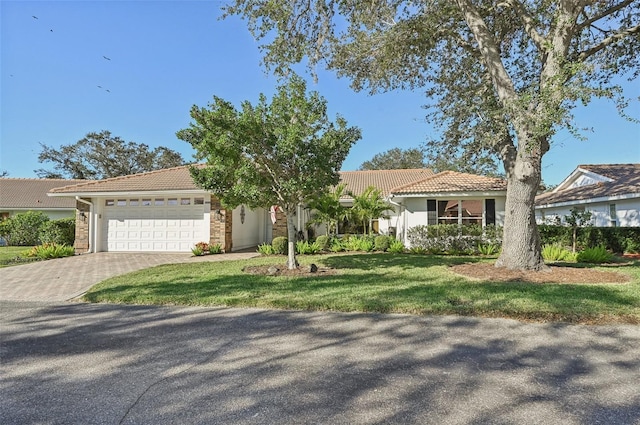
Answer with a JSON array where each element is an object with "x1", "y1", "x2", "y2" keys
[
  {"x1": 36, "y1": 130, "x2": 185, "y2": 179},
  {"x1": 177, "y1": 75, "x2": 361, "y2": 269},
  {"x1": 224, "y1": 0, "x2": 639, "y2": 270}
]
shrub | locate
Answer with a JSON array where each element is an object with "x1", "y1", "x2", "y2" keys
[
  {"x1": 624, "y1": 237, "x2": 640, "y2": 254},
  {"x1": 257, "y1": 243, "x2": 275, "y2": 255},
  {"x1": 40, "y1": 218, "x2": 75, "y2": 246},
  {"x1": 0, "y1": 211, "x2": 50, "y2": 246},
  {"x1": 577, "y1": 246, "x2": 614, "y2": 264},
  {"x1": 477, "y1": 243, "x2": 499, "y2": 256},
  {"x1": 296, "y1": 240, "x2": 321, "y2": 255},
  {"x1": 329, "y1": 238, "x2": 345, "y2": 252},
  {"x1": 407, "y1": 224, "x2": 493, "y2": 255},
  {"x1": 388, "y1": 239, "x2": 405, "y2": 254},
  {"x1": 542, "y1": 243, "x2": 576, "y2": 262},
  {"x1": 209, "y1": 243, "x2": 223, "y2": 254},
  {"x1": 271, "y1": 237, "x2": 288, "y2": 255},
  {"x1": 191, "y1": 245, "x2": 205, "y2": 256},
  {"x1": 374, "y1": 235, "x2": 391, "y2": 252},
  {"x1": 315, "y1": 235, "x2": 330, "y2": 251},
  {"x1": 24, "y1": 243, "x2": 75, "y2": 259},
  {"x1": 359, "y1": 238, "x2": 374, "y2": 252}
]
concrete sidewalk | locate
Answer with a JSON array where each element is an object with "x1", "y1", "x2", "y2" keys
[{"x1": 0, "y1": 251, "x2": 259, "y2": 302}]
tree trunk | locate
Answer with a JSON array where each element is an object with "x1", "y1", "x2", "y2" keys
[
  {"x1": 495, "y1": 153, "x2": 547, "y2": 271},
  {"x1": 285, "y1": 210, "x2": 299, "y2": 270}
]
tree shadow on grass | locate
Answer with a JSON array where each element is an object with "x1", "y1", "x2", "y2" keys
[{"x1": 322, "y1": 253, "x2": 484, "y2": 271}]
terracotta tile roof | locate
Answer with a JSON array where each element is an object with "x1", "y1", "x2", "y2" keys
[
  {"x1": 338, "y1": 169, "x2": 435, "y2": 198},
  {"x1": 390, "y1": 171, "x2": 507, "y2": 195},
  {"x1": 536, "y1": 163, "x2": 640, "y2": 206},
  {"x1": 1, "y1": 178, "x2": 86, "y2": 209},
  {"x1": 49, "y1": 165, "x2": 204, "y2": 194}
]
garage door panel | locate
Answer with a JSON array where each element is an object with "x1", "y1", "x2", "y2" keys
[{"x1": 102, "y1": 199, "x2": 208, "y2": 252}]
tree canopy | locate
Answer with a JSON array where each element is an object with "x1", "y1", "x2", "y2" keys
[
  {"x1": 177, "y1": 75, "x2": 361, "y2": 268},
  {"x1": 359, "y1": 147, "x2": 426, "y2": 170},
  {"x1": 35, "y1": 130, "x2": 186, "y2": 179},
  {"x1": 224, "y1": 0, "x2": 639, "y2": 270}
]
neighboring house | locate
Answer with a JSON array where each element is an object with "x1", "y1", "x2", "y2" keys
[
  {"x1": 48, "y1": 165, "x2": 507, "y2": 253},
  {"x1": 0, "y1": 178, "x2": 86, "y2": 220},
  {"x1": 535, "y1": 164, "x2": 640, "y2": 227}
]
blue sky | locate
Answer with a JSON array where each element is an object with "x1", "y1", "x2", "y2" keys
[{"x1": 1, "y1": 1, "x2": 638, "y2": 185}]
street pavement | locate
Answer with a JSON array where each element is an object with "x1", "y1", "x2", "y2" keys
[{"x1": 2, "y1": 301, "x2": 639, "y2": 424}]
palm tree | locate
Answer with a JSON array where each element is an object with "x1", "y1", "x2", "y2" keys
[
  {"x1": 348, "y1": 186, "x2": 392, "y2": 235},
  {"x1": 308, "y1": 184, "x2": 348, "y2": 236}
]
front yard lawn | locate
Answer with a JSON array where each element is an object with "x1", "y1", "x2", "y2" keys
[
  {"x1": 0, "y1": 246, "x2": 35, "y2": 268},
  {"x1": 82, "y1": 253, "x2": 640, "y2": 324}
]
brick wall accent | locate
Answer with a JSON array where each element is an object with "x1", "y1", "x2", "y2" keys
[
  {"x1": 74, "y1": 200, "x2": 90, "y2": 253},
  {"x1": 272, "y1": 209, "x2": 288, "y2": 239},
  {"x1": 209, "y1": 195, "x2": 233, "y2": 252}
]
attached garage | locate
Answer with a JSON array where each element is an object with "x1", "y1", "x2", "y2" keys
[
  {"x1": 47, "y1": 166, "x2": 269, "y2": 254},
  {"x1": 101, "y1": 196, "x2": 208, "y2": 252}
]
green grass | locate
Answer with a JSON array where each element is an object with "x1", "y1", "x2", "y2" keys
[
  {"x1": 0, "y1": 246, "x2": 37, "y2": 268},
  {"x1": 82, "y1": 253, "x2": 640, "y2": 324}
]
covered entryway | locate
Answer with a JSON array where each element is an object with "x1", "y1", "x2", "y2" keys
[{"x1": 101, "y1": 196, "x2": 208, "y2": 252}]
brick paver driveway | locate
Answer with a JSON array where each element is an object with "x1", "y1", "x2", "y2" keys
[{"x1": 0, "y1": 252, "x2": 259, "y2": 302}]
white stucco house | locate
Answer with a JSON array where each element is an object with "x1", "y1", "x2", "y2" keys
[
  {"x1": 384, "y1": 171, "x2": 507, "y2": 246},
  {"x1": 535, "y1": 164, "x2": 640, "y2": 227},
  {"x1": 48, "y1": 165, "x2": 508, "y2": 253},
  {"x1": 0, "y1": 178, "x2": 86, "y2": 220}
]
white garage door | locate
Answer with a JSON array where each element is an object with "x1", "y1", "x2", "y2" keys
[{"x1": 102, "y1": 197, "x2": 208, "y2": 252}]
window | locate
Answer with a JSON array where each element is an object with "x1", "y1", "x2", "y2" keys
[
  {"x1": 609, "y1": 204, "x2": 617, "y2": 227},
  {"x1": 117, "y1": 199, "x2": 127, "y2": 206},
  {"x1": 129, "y1": 199, "x2": 139, "y2": 206},
  {"x1": 485, "y1": 199, "x2": 496, "y2": 225},
  {"x1": 180, "y1": 198, "x2": 191, "y2": 205},
  {"x1": 105, "y1": 199, "x2": 115, "y2": 206},
  {"x1": 429, "y1": 199, "x2": 485, "y2": 226},
  {"x1": 427, "y1": 200, "x2": 437, "y2": 225},
  {"x1": 194, "y1": 197, "x2": 204, "y2": 205},
  {"x1": 168, "y1": 198, "x2": 178, "y2": 206},
  {"x1": 142, "y1": 199, "x2": 152, "y2": 206},
  {"x1": 459, "y1": 200, "x2": 482, "y2": 225},
  {"x1": 154, "y1": 198, "x2": 165, "y2": 206}
]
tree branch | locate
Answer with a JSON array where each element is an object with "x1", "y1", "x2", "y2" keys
[
  {"x1": 578, "y1": 23, "x2": 640, "y2": 60},
  {"x1": 577, "y1": 0, "x2": 637, "y2": 30},
  {"x1": 455, "y1": 1, "x2": 518, "y2": 104},
  {"x1": 502, "y1": 0, "x2": 546, "y2": 53}
]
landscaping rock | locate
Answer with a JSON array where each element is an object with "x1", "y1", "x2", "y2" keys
[
  {"x1": 267, "y1": 266, "x2": 280, "y2": 275},
  {"x1": 309, "y1": 264, "x2": 318, "y2": 273}
]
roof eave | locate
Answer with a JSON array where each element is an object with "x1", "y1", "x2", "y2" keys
[
  {"x1": 535, "y1": 192, "x2": 640, "y2": 209},
  {"x1": 48, "y1": 189, "x2": 210, "y2": 197},
  {"x1": 390, "y1": 190, "x2": 507, "y2": 198}
]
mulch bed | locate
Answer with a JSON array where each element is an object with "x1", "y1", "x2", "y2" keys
[
  {"x1": 243, "y1": 264, "x2": 339, "y2": 277},
  {"x1": 450, "y1": 263, "x2": 632, "y2": 284}
]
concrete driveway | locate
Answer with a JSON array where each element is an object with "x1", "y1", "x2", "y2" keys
[
  {"x1": 0, "y1": 251, "x2": 259, "y2": 302},
  {"x1": 1, "y1": 302, "x2": 639, "y2": 424}
]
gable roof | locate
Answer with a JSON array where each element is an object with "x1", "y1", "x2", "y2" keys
[
  {"x1": 1, "y1": 178, "x2": 86, "y2": 209},
  {"x1": 49, "y1": 165, "x2": 205, "y2": 195},
  {"x1": 536, "y1": 163, "x2": 640, "y2": 207},
  {"x1": 390, "y1": 171, "x2": 507, "y2": 195},
  {"x1": 338, "y1": 169, "x2": 435, "y2": 198}
]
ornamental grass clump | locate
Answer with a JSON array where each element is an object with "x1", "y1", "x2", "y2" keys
[
  {"x1": 542, "y1": 243, "x2": 577, "y2": 262},
  {"x1": 577, "y1": 246, "x2": 614, "y2": 264},
  {"x1": 24, "y1": 243, "x2": 75, "y2": 260},
  {"x1": 388, "y1": 239, "x2": 405, "y2": 253},
  {"x1": 257, "y1": 243, "x2": 275, "y2": 255}
]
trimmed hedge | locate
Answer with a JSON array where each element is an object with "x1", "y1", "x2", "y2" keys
[
  {"x1": 538, "y1": 225, "x2": 640, "y2": 253},
  {"x1": 40, "y1": 218, "x2": 75, "y2": 246}
]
